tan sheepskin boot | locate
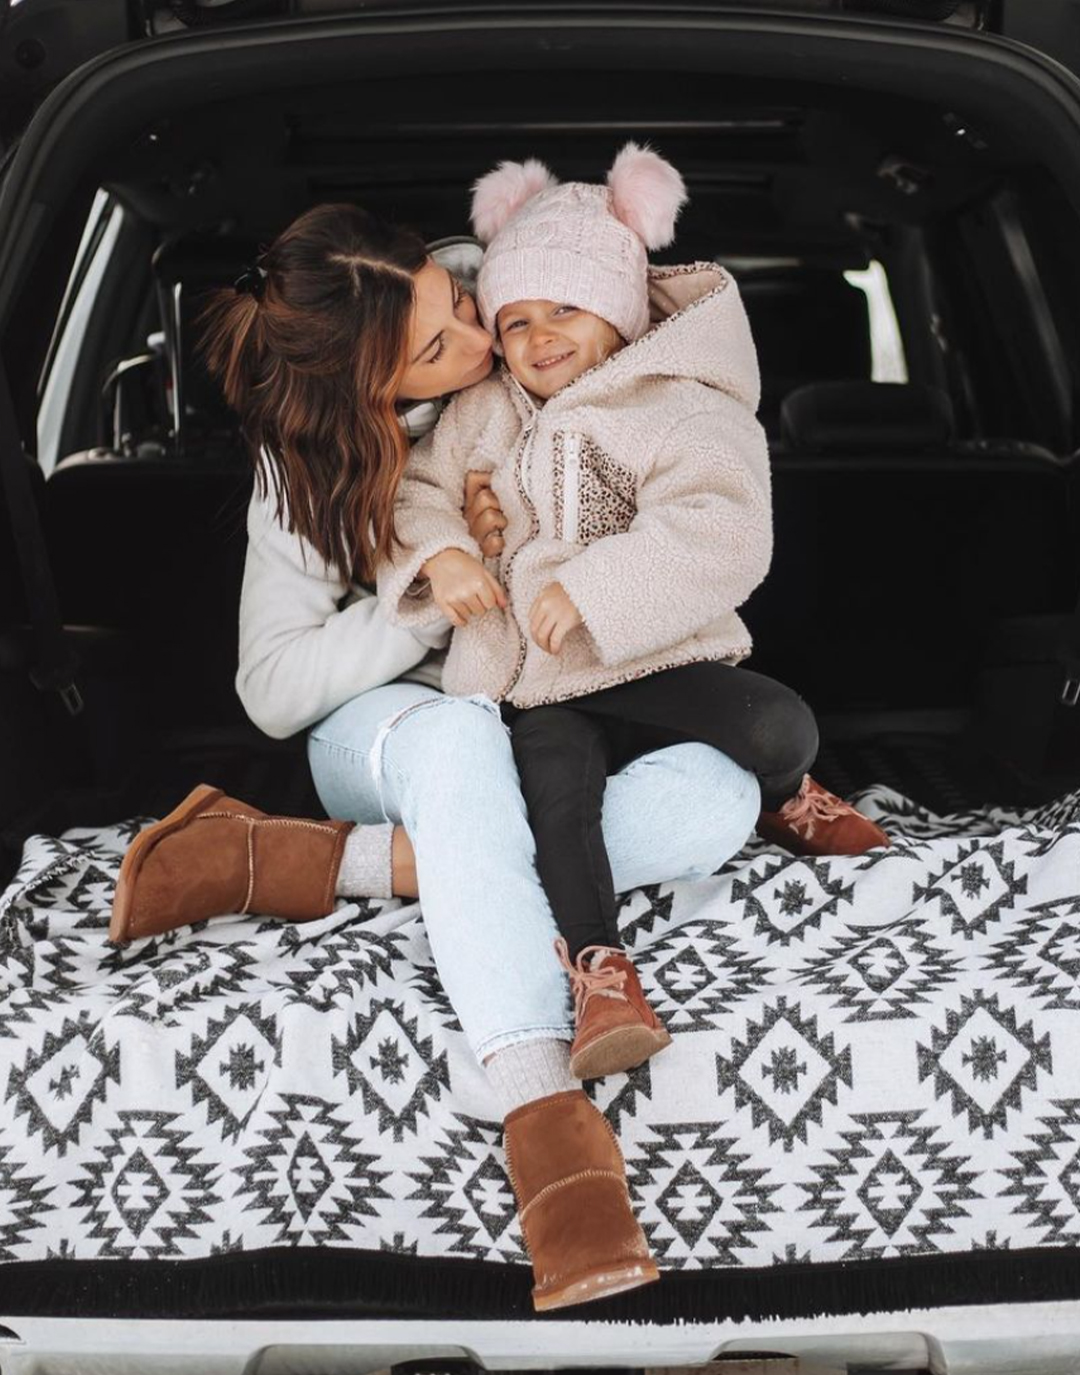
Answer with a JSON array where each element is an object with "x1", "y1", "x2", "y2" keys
[
  {"x1": 503, "y1": 1088, "x2": 660, "y2": 1311},
  {"x1": 109, "y1": 784, "x2": 353, "y2": 944}
]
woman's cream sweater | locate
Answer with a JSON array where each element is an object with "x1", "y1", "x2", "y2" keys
[{"x1": 232, "y1": 240, "x2": 483, "y2": 740}]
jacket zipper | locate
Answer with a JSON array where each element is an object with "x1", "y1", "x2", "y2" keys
[
  {"x1": 560, "y1": 432, "x2": 582, "y2": 544},
  {"x1": 498, "y1": 422, "x2": 540, "y2": 702},
  {"x1": 519, "y1": 419, "x2": 538, "y2": 505},
  {"x1": 497, "y1": 376, "x2": 544, "y2": 703}
]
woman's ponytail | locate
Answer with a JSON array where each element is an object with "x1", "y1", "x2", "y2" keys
[
  {"x1": 197, "y1": 205, "x2": 428, "y2": 586},
  {"x1": 199, "y1": 289, "x2": 263, "y2": 416}
]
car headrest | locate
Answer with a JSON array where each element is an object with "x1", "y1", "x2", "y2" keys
[
  {"x1": 739, "y1": 269, "x2": 873, "y2": 388},
  {"x1": 151, "y1": 234, "x2": 259, "y2": 288},
  {"x1": 780, "y1": 380, "x2": 955, "y2": 454},
  {"x1": 150, "y1": 234, "x2": 258, "y2": 453}
]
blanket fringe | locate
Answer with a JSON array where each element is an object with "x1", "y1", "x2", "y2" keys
[{"x1": 3, "y1": 1244, "x2": 1080, "y2": 1322}]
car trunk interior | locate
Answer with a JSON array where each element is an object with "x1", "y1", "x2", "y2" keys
[{"x1": 2, "y1": 12, "x2": 1080, "y2": 884}]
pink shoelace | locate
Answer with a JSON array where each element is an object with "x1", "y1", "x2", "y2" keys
[
  {"x1": 775, "y1": 775, "x2": 853, "y2": 840},
  {"x1": 554, "y1": 938, "x2": 629, "y2": 1020}
]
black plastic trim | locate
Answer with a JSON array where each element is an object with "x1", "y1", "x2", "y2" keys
[{"x1": 4, "y1": 10, "x2": 1080, "y2": 323}]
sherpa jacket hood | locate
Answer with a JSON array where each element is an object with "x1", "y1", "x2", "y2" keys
[{"x1": 378, "y1": 262, "x2": 773, "y2": 709}]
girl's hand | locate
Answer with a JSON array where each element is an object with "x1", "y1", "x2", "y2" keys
[
  {"x1": 421, "y1": 549, "x2": 507, "y2": 629},
  {"x1": 530, "y1": 583, "x2": 583, "y2": 654},
  {"x1": 464, "y1": 470, "x2": 507, "y2": 559}
]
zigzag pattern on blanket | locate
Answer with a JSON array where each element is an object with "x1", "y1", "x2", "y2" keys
[{"x1": 2, "y1": 785, "x2": 1080, "y2": 1271}]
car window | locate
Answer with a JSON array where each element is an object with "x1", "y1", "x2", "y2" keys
[
  {"x1": 844, "y1": 260, "x2": 908, "y2": 384},
  {"x1": 37, "y1": 188, "x2": 123, "y2": 476},
  {"x1": 932, "y1": 186, "x2": 1073, "y2": 451}
]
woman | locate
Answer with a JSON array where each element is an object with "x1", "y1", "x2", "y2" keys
[{"x1": 107, "y1": 204, "x2": 762, "y2": 1310}]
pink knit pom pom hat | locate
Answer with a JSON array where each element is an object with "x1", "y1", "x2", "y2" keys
[{"x1": 471, "y1": 143, "x2": 688, "y2": 345}]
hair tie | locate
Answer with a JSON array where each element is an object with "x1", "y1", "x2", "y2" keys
[{"x1": 234, "y1": 263, "x2": 268, "y2": 300}]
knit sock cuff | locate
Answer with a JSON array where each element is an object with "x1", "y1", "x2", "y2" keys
[
  {"x1": 335, "y1": 822, "x2": 395, "y2": 901},
  {"x1": 484, "y1": 1037, "x2": 575, "y2": 1118}
]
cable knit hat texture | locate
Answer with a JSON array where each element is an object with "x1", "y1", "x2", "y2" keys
[{"x1": 471, "y1": 143, "x2": 688, "y2": 344}]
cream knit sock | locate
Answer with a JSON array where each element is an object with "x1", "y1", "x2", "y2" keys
[
  {"x1": 484, "y1": 1038, "x2": 576, "y2": 1117},
  {"x1": 335, "y1": 823, "x2": 395, "y2": 900}
]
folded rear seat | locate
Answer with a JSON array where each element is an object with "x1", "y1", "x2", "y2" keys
[
  {"x1": 44, "y1": 235, "x2": 261, "y2": 733},
  {"x1": 742, "y1": 380, "x2": 1077, "y2": 712},
  {"x1": 45, "y1": 451, "x2": 252, "y2": 729}
]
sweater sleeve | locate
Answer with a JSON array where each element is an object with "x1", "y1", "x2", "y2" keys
[
  {"x1": 555, "y1": 402, "x2": 773, "y2": 667},
  {"x1": 376, "y1": 403, "x2": 487, "y2": 628},
  {"x1": 236, "y1": 486, "x2": 449, "y2": 740}
]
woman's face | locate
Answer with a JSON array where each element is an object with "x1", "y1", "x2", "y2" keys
[{"x1": 398, "y1": 259, "x2": 494, "y2": 402}]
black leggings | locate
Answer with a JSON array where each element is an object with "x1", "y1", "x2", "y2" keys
[{"x1": 504, "y1": 661, "x2": 818, "y2": 961}]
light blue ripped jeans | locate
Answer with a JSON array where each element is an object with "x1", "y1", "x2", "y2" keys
[{"x1": 308, "y1": 682, "x2": 760, "y2": 1063}]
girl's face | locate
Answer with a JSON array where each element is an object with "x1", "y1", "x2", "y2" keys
[
  {"x1": 399, "y1": 259, "x2": 495, "y2": 402},
  {"x1": 496, "y1": 300, "x2": 623, "y2": 401}
]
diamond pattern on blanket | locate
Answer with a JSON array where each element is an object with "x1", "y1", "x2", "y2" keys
[
  {"x1": 716, "y1": 996, "x2": 854, "y2": 1151},
  {"x1": 798, "y1": 1111, "x2": 980, "y2": 1259},
  {"x1": 793, "y1": 917, "x2": 962, "y2": 1022},
  {"x1": 5, "y1": 1012, "x2": 121, "y2": 1157},
  {"x1": 639, "y1": 919, "x2": 768, "y2": 1029},
  {"x1": 913, "y1": 839, "x2": 1028, "y2": 939},
  {"x1": 731, "y1": 857, "x2": 855, "y2": 947},
  {"x1": 176, "y1": 1002, "x2": 281, "y2": 1141},
  {"x1": 4, "y1": 785, "x2": 1080, "y2": 1268},
  {"x1": 625, "y1": 1122, "x2": 780, "y2": 1267},
  {"x1": 331, "y1": 998, "x2": 450, "y2": 1141},
  {"x1": 916, "y1": 991, "x2": 1052, "y2": 1139},
  {"x1": 69, "y1": 1110, "x2": 222, "y2": 1258},
  {"x1": 235, "y1": 1093, "x2": 392, "y2": 1246},
  {"x1": 408, "y1": 1114, "x2": 525, "y2": 1262},
  {"x1": 984, "y1": 899, "x2": 1080, "y2": 1011},
  {"x1": 1000, "y1": 1098, "x2": 1080, "y2": 1245}
]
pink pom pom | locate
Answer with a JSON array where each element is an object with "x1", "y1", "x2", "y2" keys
[
  {"x1": 470, "y1": 158, "x2": 558, "y2": 244},
  {"x1": 606, "y1": 142, "x2": 687, "y2": 250}
]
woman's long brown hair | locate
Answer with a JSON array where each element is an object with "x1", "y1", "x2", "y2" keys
[{"x1": 198, "y1": 204, "x2": 428, "y2": 585}]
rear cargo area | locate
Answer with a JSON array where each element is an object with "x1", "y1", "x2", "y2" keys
[{"x1": 5, "y1": 8, "x2": 1080, "y2": 1343}]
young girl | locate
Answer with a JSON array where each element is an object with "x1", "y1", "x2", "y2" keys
[{"x1": 379, "y1": 145, "x2": 888, "y2": 1081}]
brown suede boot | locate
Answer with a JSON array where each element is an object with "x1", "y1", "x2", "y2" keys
[
  {"x1": 556, "y1": 939, "x2": 672, "y2": 1081},
  {"x1": 109, "y1": 784, "x2": 354, "y2": 944},
  {"x1": 503, "y1": 1089, "x2": 659, "y2": 1311},
  {"x1": 757, "y1": 774, "x2": 891, "y2": 857}
]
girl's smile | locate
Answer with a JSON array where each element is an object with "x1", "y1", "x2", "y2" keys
[{"x1": 532, "y1": 349, "x2": 576, "y2": 372}]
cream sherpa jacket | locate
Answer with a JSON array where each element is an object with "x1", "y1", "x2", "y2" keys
[{"x1": 378, "y1": 262, "x2": 773, "y2": 709}]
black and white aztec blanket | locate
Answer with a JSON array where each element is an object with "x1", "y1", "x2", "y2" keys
[{"x1": 4, "y1": 785, "x2": 1080, "y2": 1270}]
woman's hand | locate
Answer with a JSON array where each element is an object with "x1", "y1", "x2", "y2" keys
[
  {"x1": 464, "y1": 470, "x2": 507, "y2": 559},
  {"x1": 530, "y1": 583, "x2": 583, "y2": 654},
  {"x1": 421, "y1": 549, "x2": 507, "y2": 629}
]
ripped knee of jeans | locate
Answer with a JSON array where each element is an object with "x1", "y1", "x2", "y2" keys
[{"x1": 367, "y1": 693, "x2": 507, "y2": 811}]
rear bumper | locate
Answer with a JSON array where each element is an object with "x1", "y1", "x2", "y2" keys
[{"x1": 4, "y1": 1303, "x2": 1080, "y2": 1375}]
